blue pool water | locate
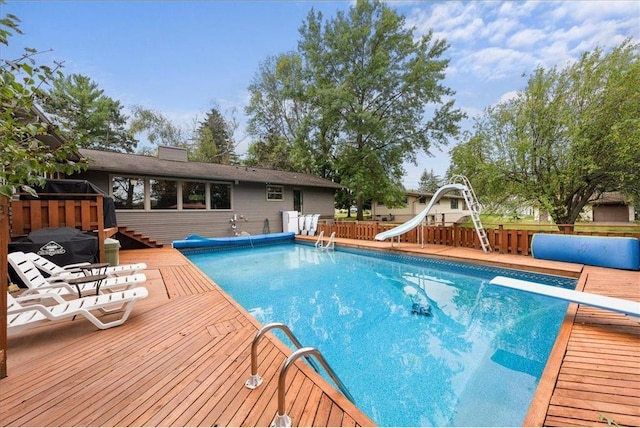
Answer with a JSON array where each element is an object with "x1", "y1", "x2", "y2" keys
[{"x1": 186, "y1": 243, "x2": 575, "y2": 427}]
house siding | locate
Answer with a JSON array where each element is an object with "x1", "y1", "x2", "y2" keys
[
  {"x1": 74, "y1": 170, "x2": 336, "y2": 244},
  {"x1": 73, "y1": 149, "x2": 341, "y2": 245}
]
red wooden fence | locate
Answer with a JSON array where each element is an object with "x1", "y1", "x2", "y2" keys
[{"x1": 317, "y1": 221, "x2": 640, "y2": 256}]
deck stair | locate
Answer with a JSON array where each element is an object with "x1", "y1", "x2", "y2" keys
[
  {"x1": 117, "y1": 226, "x2": 163, "y2": 248},
  {"x1": 450, "y1": 175, "x2": 491, "y2": 253}
]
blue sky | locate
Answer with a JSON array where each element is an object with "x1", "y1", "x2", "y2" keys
[{"x1": 2, "y1": 1, "x2": 638, "y2": 189}]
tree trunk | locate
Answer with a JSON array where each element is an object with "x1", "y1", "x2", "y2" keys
[
  {"x1": 356, "y1": 194, "x2": 364, "y2": 221},
  {"x1": 1, "y1": 195, "x2": 8, "y2": 378}
]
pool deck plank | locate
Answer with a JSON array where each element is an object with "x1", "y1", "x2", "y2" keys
[{"x1": 2, "y1": 239, "x2": 639, "y2": 427}]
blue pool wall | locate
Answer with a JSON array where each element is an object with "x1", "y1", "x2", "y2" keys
[
  {"x1": 172, "y1": 232, "x2": 295, "y2": 253},
  {"x1": 531, "y1": 233, "x2": 640, "y2": 271}
]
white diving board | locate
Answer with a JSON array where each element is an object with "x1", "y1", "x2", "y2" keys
[{"x1": 490, "y1": 276, "x2": 640, "y2": 318}]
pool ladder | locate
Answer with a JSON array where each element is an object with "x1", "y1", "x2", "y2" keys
[
  {"x1": 245, "y1": 323, "x2": 355, "y2": 427},
  {"x1": 450, "y1": 175, "x2": 492, "y2": 253},
  {"x1": 314, "y1": 231, "x2": 336, "y2": 250}
]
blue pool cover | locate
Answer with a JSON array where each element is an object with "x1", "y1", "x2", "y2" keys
[{"x1": 172, "y1": 232, "x2": 295, "y2": 250}]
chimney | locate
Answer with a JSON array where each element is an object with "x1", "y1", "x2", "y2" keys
[{"x1": 158, "y1": 145, "x2": 188, "y2": 161}]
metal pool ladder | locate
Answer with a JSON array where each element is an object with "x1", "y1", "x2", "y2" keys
[{"x1": 245, "y1": 322, "x2": 355, "y2": 427}]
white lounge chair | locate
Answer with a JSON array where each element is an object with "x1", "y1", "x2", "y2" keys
[
  {"x1": 308, "y1": 214, "x2": 321, "y2": 236},
  {"x1": 490, "y1": 276, "x2": 640, "y2": 318},
  {"x1": 300, "y1": 214, "x2": 313, "y2": 235},
  {"x1": 8, "y1": 252, "x2": 147, "y2": 299},
  {"x1": 7, "y1": 287, "x2": 149, "y2": 335},
  {"x1": 24, "y1": 251, "x2": 147, "y2": 279}
]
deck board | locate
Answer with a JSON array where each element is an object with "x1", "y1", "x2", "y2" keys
[{"x1": 3, "y1": 241, "x2": 640, "y2": 427}]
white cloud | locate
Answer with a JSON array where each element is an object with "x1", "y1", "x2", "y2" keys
[
  {"x1": 457, "y1": 47, "x2": 536, "y2": 80},
  {"x1": 506, "y1": 28, "x2": 548, "y2": 48},
  {"x1": 496, "y1": 90, "x2": 518, "y2": 105}
]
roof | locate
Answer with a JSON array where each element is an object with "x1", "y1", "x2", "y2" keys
[
  {"x1": 405, "y1": 190, "x2": 464, "y2": 200},
  {"x1": 13, "y1": 105, "x2": 77, "y2": 157},
  {"x1": 79, "y1": 148, "x2": 343, "y2": 189},
  {"x1": 589, "y1": 191, "x2": 629, "y2": 205}
]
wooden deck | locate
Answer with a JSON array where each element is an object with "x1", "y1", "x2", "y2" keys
[{"x1": 2, "y1": 239, "x2": 639, "y2": 426}]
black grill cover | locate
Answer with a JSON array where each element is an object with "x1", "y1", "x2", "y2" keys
[
  {"x1": 21, "y1": 179, "x2": 117, "y2": 228},
  {"x1": 10, "y1": 227, "x2": 98, "y2": 265},
  {"x1": 8, "y1": 227, "x2": 99, "y2": 287}
]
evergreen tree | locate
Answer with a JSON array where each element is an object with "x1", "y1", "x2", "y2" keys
[
  {"x1": 194, "y1": 107, "x2": 238, "y2": 164},
  {"x1": 40, "y1": 74, "x2": 136, "y2": 153},
  {"x1": 418, "y1": 169, "x2": 441, "y2": 193}
]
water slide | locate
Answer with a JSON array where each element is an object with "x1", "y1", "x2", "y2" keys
[{"x1": 374, "y1": 183, "x2": 468, "y2": 241}]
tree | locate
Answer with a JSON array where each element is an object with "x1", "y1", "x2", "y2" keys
[
  {"x1": 298, "y1": 0, "x2": 464, "y2": 220},
  {"x1": 39, "y1": 74, "x2": 137, "y2": 153},
  {"x1": 245, "y1": 53, "x2": 309, "y2": 172},
  {"x1": 418, "y1": 169, "x2": 441, "y2": 193},
  {"x1": 449, "y1": 40, "x2": 640, "y2": 225},
  {"x1": 1, "y1": 7, "x2": 86, "y2": 377},
  {"x1": 245, "y1": 1, "x2": 464, "y2": 219},
  {"x1": 193, "y1": 106, "x2": 239, "y2": 164},
  {"x1": 128, "y1": 106, "x2": 190, "y2": 153}
]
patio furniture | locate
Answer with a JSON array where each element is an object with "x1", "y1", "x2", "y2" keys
[
  {"x1": 7, "y1": 287, "x2": 149, "y2": 335},
  {"x1": 8, "y1": 251, "x2": 147, "y2": 299},
  {"x1": 24, "y1": 251, "x2": 147, "y2": 279},
  {"x1": 308, "y1": 214, "x2": 321, "y2": 236}
]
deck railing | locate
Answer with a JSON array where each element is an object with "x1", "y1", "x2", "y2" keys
[
  {"x1": 9, "y1": 193, "x2": 117, "y2": 263},
  {"x1": 316, "y1": 221, "x2": 640, "y2": 256}
]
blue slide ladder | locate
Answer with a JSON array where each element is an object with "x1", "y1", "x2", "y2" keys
[{"x1": 451, "y1": 175, "x2": 491, "y2": 253}]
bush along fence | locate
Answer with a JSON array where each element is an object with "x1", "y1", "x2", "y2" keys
[{"x1": 315, "y1": 221, "x2": 640, "y2": 256}]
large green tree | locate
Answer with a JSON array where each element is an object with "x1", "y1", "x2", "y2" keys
[
  {"x1": 39, "y1": 74, "x2": 136, "y2": 153},
  {"x1": 449, "y1": 40, "x2": 640, "y2": 225},
  {"x1": 245, "y1": 0, "x2": 464, "y2": 220},
  {"x1": 298, "y1": 0, "x2": 464, "y2": 219}
]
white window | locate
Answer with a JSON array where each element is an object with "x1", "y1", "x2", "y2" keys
[{"x1": 266, "y1": 185, "x2": 284, "y2": 201}]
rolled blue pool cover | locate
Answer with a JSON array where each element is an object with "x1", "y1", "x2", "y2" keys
[
  {"x1": 172, "y1": 232, "x2": 295, "y2": 250},
  {"x1": 531, "y1": 233, "x2": 640, "y2": 270}
]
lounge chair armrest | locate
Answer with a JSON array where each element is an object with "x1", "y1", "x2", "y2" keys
[
  {"x1": 8, "y1": 301, "x2": 52, "y2": 315},
  {"x1": 21, "y1": 281, "x2": 76, "y2": 293},
  {"x1": 14, "y1": 293, "x2": 67, "y2": 305}
]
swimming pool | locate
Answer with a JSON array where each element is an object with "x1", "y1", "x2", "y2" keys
[{"x1": 186, "y1": 243, "x2": 575, "y2": 427}]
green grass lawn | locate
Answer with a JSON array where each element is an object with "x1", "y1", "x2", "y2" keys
[{"x1": 333, "y1": 210, "x2": 640, "y2": 233}]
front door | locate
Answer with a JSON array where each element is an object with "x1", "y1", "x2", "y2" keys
[{"x1": 293, "y1": 190, "x2": 302, "y2": 213}]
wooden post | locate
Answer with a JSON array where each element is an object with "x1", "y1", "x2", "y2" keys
[
  {"x1": 1, "y1": 195, "x2": 9, "y2": 378},
  {"x1": 96, "y1": 195, "x2": 106, "y2": 263}
]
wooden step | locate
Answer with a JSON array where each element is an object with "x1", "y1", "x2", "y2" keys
[{"x1": 117, "y1": 226, "x2": 164, "y2": 249}]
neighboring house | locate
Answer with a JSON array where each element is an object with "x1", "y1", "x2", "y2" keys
[
  {"x1": 533, "y1": 192, "x2": 636, "y2": 223},
  {"x1": 371, "y1": 191, "x2": 469, "y2": 224},
  {"x1": 584, "y1": 192, "x2": 636, "y2": 223},
  {"x1": 73, "y1": 146, "x2": 342, "y2": 244}
]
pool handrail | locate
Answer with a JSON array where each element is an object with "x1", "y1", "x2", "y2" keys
[
  {"x1": 245, "y1": 322, "x2": 320, "y2": 389},
  {"x1": 272, "y1": 347, "x2": 356, "y2": 427}
]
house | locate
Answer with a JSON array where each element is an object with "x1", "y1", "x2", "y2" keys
[
  {"x1": 584, "y1": 192, "x2": 636, "y2": 223},
  {"x1": 371, "y1": 190, "x2": 469, "y2": 224},
  {"x1": 534, "y1": 192, "x2": 636, "y2": 223},
  {"x1": 72, "y1": 146, "x2": 342, "y2": 244}
]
